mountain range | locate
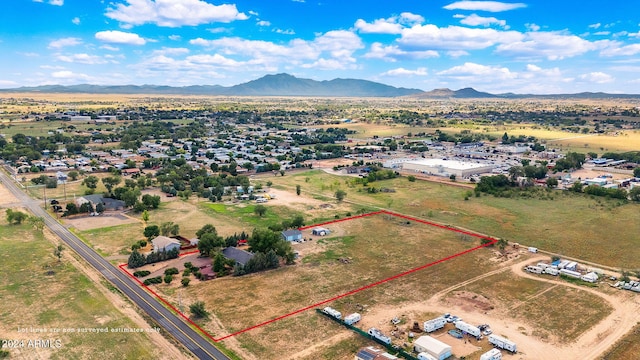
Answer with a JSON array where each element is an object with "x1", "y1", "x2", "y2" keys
[{"x1": 3, "y1": 73, "x2": 640, "y2": 99}]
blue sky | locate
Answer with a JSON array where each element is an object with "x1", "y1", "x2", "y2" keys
[{"x1": 1, "y1": 0, "x2": 639, "y2": 93}]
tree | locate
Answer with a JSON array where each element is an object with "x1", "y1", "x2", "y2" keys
[
  {"x1": 68, "y1": 170, "x2": 79, "y2": 181},
  {"x1": 65, "y1": 203, "x2": 79, "y2": 215},
  {"x1": 28, "y1": 216, "x2": 45, "y2": 232},
  {"x1": 141, "y1": 194, "x2": 161, "y2": 209},
  {"x1": 291, "y1": 215, "x2": 305, "y2": 228},
  {"x1": 266, "y1": 180, "x2": 273, "y2": 187},
  {"x1": 198, "y1": 232, "x2": 224, "y2": 257},
  {"x1": 144, "y1": 225, "x2": 160, "y2": 240},
  {"x1": 449, "y1": 174, "x2": 456, "y2": 181},
  {"x1": 213, "y1": 252, "x2": 227, "y2": 274},
  {"x1": 127, "y1": 250, "x2": 146, "y2": 269},
  {"x1": 79, "y1": 202, "x2": 93, "y2": 214},
  {"x1": 335, "y1": 189, "x2": 347, "y2": 202},
  {"x1": 497, "y1": 238, "x2": 509, "y2": 252},
  {"x1": 164, "y1": 274, "x2": 173, "y2": 284},
  {"x1": 82, "y1": 175, "x2": 99, "y2": 193},
  {"x1": 142, "y1": 210, "x2": 149, "y2": 223},
  {"x1": 121, "y1": 189, "x2": 140, "y2": 208},
  {"x1": 95, "y1": 202, "x2": 105, "y2": 214},
  {"x1": 501, "y1": 132, "x2": 509, "y2": 144},
  {"x1": 102, "y1": 176, "x2": 121, "y2": 195},
  {"x1": 181, "y1": 278, "x2": 190, "y2": 287},
  {"x1": 196, "y1": 224, "x2": 218, "y2": 238},
  {"x1": 53, "y1": 245, "x2": 64, "y2": 262},
  {"x1": 189, "y1": 301, "x2": 209, "y2": 319},
  {"x1": 634, "y1": 167, "x2": 640, "y2": 178},
  {"x1": 407, "y1": 175, "x2": 416, "y2": 182},
  {"x1": 254, "y1": 204, "x2": 267, "y2": 217},
  {"x1": 6, "y1": 209, "x2": 28, "y2": 225},
  {"x1": 296, "y1": 184, "x2": 301, "y2": 196},
  {"x1": 160, "y1": 221, "x2": 179, "y2": 236},
  {"x1": 630, "y1": 187, "x2": 640, "y2": 202},
  {"x1": 546, "y1": 177, "x2": 559, "y2": 188}
]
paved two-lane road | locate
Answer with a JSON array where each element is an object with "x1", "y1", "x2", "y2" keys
[{"x1": 0, "y1": 170, "x2": 229, "y2": 360}]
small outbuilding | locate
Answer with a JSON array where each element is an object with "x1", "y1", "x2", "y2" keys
[
  {"x1": 413, "y1": 336, "x2": 452, "y2": 360},
  {"x1": 151, "y1": 236, "x2": 181, "y2": 253},
  {"x1": 312, "y1": 227, "x2": 330, "y2": 236},
  {"x1": 282, "y1": 229, "x2": 303, "y2": 242}
]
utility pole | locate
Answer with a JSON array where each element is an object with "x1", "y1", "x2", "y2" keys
[{"x1": 43, "y1": 184, "x2": 47, "y2": 210}]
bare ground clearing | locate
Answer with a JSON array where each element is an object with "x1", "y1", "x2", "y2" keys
[
  {"x1": 63, "y1": 212, "x2": 139, "y2": 231},
  {"x1": 356, "y1": 256, "x2": 639, "y2": 360}
]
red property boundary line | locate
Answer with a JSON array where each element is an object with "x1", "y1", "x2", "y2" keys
[{"x1": 119, "y1": 210, "x2": 497, "y2": 342}]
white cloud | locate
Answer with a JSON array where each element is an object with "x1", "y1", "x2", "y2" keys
[
  {"x1": 274, "y1": 28, "x2": 295, "y2": 35},
  {"x1": 100, "y1": 45, "x2": 121, "y2": 51},
  {"x1": 381, "y1": 67, "x2": 428, "y2": 77},
  {"x1": 589, "y1": 23, "x2": 601, "y2": 29},
  {"x1": 51, "y1": 70, "x2": 90, "y2": 80},
  {"x1": 152, "y1": 47, "x2": 190, "y2": 55},
  {"x1": 186, "y1": 54, "x2": 240, "y2": 66},
  {"x1": 48, "y1": 37, "x2": 82, "y2": 49},
  {"x1": 458, "y1": 13, "x2": 506, "y2": 27},
  {"x1": 355, "y1": 18, "x2": 403, "y2": 34},
  {"x1": 56, "y1": 53, "x2": 108, "y2": 64},
  {"x1": 443, "y1": 1, "x2": 526, "y2": 12},
  {"x1": 257, "y1": 20, "x2": 271, "y2": 27},
  {"x1": 525, "y1": 23, "x2": 540, "y2": 31},
  {"x1": 579, "y1": 72, "x2": 614, "y2": 83},
  {"x1": 496, "y1": 31, "x2": 598, "y2": 60},
  {"x1": 0, "y1": 80, "x2": 18, "y2": 88},
  {"x1": 521, "y1": 64, "x2": 561, "y2": 78},
  {"x1": 354, "y1": 12, "x2": 425, "y2": 35},
  {"x1": 447, "y1": 50, "x2": 469, "y2": 57},
  {"x1": 169, "y1": 35, "x2": 182, "y2": 40},
  {"x1": 49, "y1": 0, "x2": 63, "y2": 5},
  {"x1": 207, "y1": 27, "x2": 230, "y2": 34},
  {"x1": 72, "y1": 17, "x2": 80, "y2": 25},
  {"x1": 438, "y1": 62, "x2": 516, "y2": 80},
  {"x1": 600, "y1": 43, "x2": 640, "y2": 57},
  {"x1": 105, "y1": 0, "x2": 248, "y2": 28},
  {"x1": 593, "y1": 31, "x2": 611, "y2": 36},
  {"x1": 364, "y1": 42, "x2": 439, "y2": 62},
  {"x1": 398, "y1": 24, "x2": 523, "y2": 50},
  {"x1": 95, "y1": 30, "x2": 146, "y2": 45},
  {"x1": 248, "y1": 10, "x2": 259, "y2": 16},
  {"x1": 190, "y1": 30, "x2": 363, "y2": 71},
  {"x1": 399, "y1": 12, "x2": 424, "y2": 25}
]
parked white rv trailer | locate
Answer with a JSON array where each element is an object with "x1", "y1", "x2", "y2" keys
[
  {"x1": 480, "y1": 348, "x2": 502, "y2": 360},
  {"x1": 344, "y1": 313, "x2": 361, "y2": 325},
  {"x1": 544, "y1": 267, "x2": 559, "y2": 276},
  {"x1": 528, "y1": 247, "x2": 538, "y2": 253},
  {"x1": 368, "y1": 328, "x2": 391, "y2": 345},
  {"x1": 417, "y1": 353, "x2": 438, "y2": 360},
  {"x1": 558, "y1": 260, "x2": 570, "y2": 269},
  {"x1": 322, "y1": 307, "x2": 342, "y2": 319},
  {"x1": 423, "y1": 316, "x2": 447, "y2": 333},
  {"x1": 488, "y1": 334, "x2": 517, "y2": 353},
  {"x1": 536, "y1": 262, "x2": 549, "y2": 269},
  {"x1": 565, "y1": 262, "x2": 578, "y2": 271},
  {"x1": 559, "y1": 269, "x2": 581, "y2": 279},
  {"x1": 455, "y1": 321, "x2": 481, "y2": 338},
  {"x1": 526, "y1": 265, "x2": 543, "y2": 274}
]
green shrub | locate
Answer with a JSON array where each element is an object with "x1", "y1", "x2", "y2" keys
[
  {"x1": 133, "y1": 270, "x2": 151, "y2": 278},
  {"x1": 164, "y1": 275, "x2": 173, "y2": 284},
  {"x1": 164, "y1": 267, "x2": 179, "y2": 276},
  {"x1": 181, "y1": 278, "x2": 190, "y2": 287}
]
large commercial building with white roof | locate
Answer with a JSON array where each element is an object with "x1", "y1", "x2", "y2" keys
[{"x1": 401, "y1": 158, "x2": 495, "y2": 178}]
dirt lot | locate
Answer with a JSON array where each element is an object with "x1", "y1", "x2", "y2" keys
[
  {"x1": 356, "y1": 255, "x2": 640, "y2": 360},
  {"x1": 0, "y1": 180, "x2": 20, "y2": 206},
  {"x1": 63, "y1": 212, "x2": 140, "y2": 231}
]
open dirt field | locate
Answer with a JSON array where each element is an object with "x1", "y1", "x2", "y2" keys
[
  {"x1": 63, "y1": 212, "x2": 140, "y2": 231},
  {"x1": 354, "y1": 255, "x2": 639, "y2": 360},
  {"x1": 0, "y1": 180, "x2": 20, "y2": 206},
  {"x1": 148, "y1": 213, "x2": 497, "y2": 359}
]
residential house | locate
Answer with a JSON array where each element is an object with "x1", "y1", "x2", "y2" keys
[
  {"x1": 151, "y1": 236, "x2": 181, "y2": 253},
  {"x1": 76, "y1": 194, "x2": 125, "y2": 211},
  {"x1": 222, "y1": 247, "x2": 255, "y2": 266}
]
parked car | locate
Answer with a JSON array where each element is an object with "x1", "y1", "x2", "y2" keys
[{"x1": 483, "y1": 329, "x2": 493, "y2": 336}]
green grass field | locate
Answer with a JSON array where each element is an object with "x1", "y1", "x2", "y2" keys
[
  {"x1": 264, "y1": 170, "x2": 640, "y2": 268},
  {"x1": 0, "y1": 213, "x2": 161, "y2": 359}
]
